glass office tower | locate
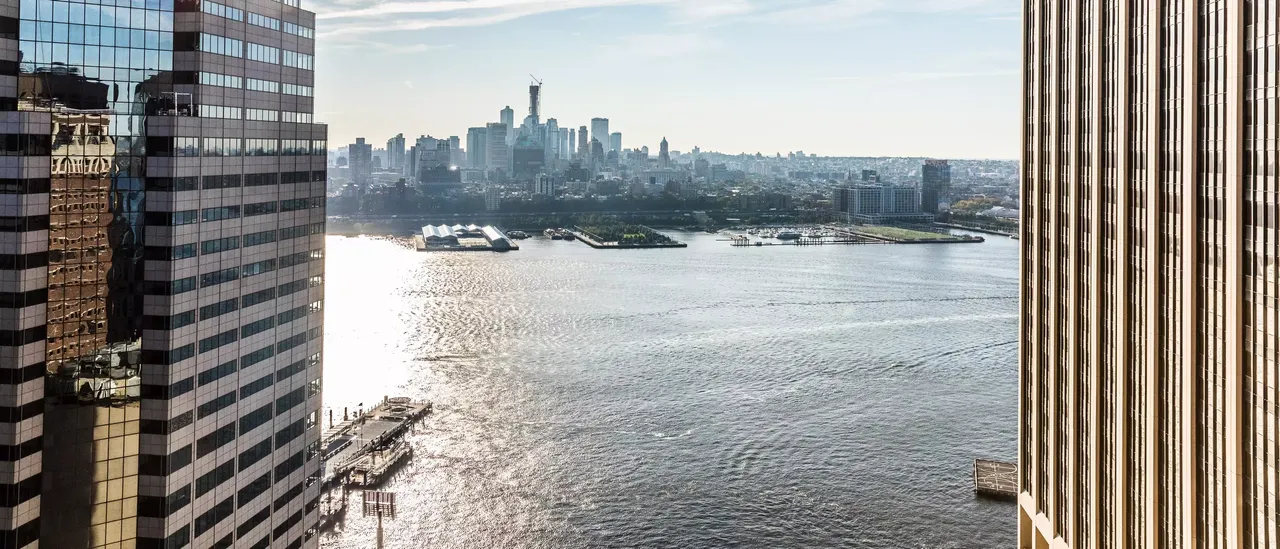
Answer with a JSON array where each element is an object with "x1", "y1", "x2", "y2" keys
[
  {"x1": 1021, "y1": 1, "x2": 1278, "y2": 549},
  {"x1": 0, "y1": 0, "x2": 326, "y2": 545}
]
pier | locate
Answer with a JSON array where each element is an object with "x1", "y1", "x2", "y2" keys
[
  {"x1": 973, "y1": 459, "x2": 1018, "y2": 500},
  {"x1": 321, "y1": 398, "x2": 432, "y2": 486}
]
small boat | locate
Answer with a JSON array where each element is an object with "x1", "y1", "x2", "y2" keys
[
  {"x1": 776, "y1": 231, "x2": 802, "y2": 240},
  {"x1": 1010, "y1": 234, "x2": 1020, "y2": 240},
  {"x1": 508, "y1": 231, "x2": 530, "y2": 240}
]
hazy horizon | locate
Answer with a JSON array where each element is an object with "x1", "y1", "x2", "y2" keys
[{"x1": 312, "y1": 0, "x2": 1021, "y2": 159}]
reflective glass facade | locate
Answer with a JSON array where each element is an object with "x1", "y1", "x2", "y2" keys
[{"x1": 0, "y1": 0, "x2": 325, "y2": 545}]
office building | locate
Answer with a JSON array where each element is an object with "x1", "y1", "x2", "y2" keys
[
  {"x1": 500, "y1": 106, "x2": 514, "y2": 145},
  {"x1": 659, "y1": 137, "x2": 670, "y2": 168},
  {"x1": 568, "y1": 128, "x2": 576, "y2": 158},
  {"x1": 591, "y1": 118, "x2": 609, "y2": 152},
  {"x1": 534, "y1": 174, "x2": 556, "y2": 197},
  {"x1": 486, "y1": 122, "x2": 510, "y2": 175},
  {"x1": 386, "y1": 133, "x2": 405, "y2": 172},
  {"x1": 833, "y1": 185, "x2": 928, "y2": 224},
  {"x1": 467, "y1": 127, "x2": 488, "y2": 169},
  {"x1": 448, "y1": 136, "x2": 461, "y2": 167},
  {"x1": 610, "y1": 132, "x2": 622, "y2": 155},
  {"x1": 559, "y1": 128, "x2": 571, "y2": 161},
  {"x1": 0, "y1": 0, "x2": 328, "y2": 546},
  {"x1": 349, "y1": 138, "x2": 372, "y2": 186},
  {"x1": 578, "y1": 126, "x2": 589, "y2": 158},
  {"x1": 1019, "y1": 3, "x2": 1280, "y2": 549},
  {"x1": 920, "y1": 159, "x2": 949, "y2": 214},
  {"x1": 528, "y1": 84, "x2": 541, "y2": 125},
  {"x1": 545, "y1": 119, "x2": 560, "y2": 162}
]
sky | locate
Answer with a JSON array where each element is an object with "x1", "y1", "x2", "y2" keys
[{"x1": 310, "y1": 0, "x2": 1022, "y2": 159}]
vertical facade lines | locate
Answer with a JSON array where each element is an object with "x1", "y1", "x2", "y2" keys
[{"x1": 1020, "y1": 1, "x2": 1279, "y2": 548}]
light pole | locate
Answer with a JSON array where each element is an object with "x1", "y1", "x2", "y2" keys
[{"x1": 362, "y1": 490, "x2": 396, "y2": 549}]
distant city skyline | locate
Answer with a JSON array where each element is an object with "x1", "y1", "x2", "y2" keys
[{"x1": 312, "y1": 0, "x2": 1021, "y2": 159}]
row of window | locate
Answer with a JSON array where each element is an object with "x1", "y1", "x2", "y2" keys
[
  {"x1": 166, "y1": 137, "x2": 326, "y2": 157},
  {"x1": 246, "y1": 77, "x2": 279, "y2": 93},
  {"x1": 247, "y1": 11, "x2": 278, "y2": 30},
  {"x1": 201, "y1": 0, "x2": 243, "y2": 22},
  {"x1": 27, "y1": 2, "x2": 173, "y2": 31},
  {"x1": 145, "y1": 171, "x2": 326, "y2": 192},
  {"x1": 198, "y1": 105, "x2": 242, "y2": 120},
  {"x1": 197, "y1": 32, "x2": 312, "y2": 69},
  {"x1": 281, "y1": 83, "x2": 312, "y2": 97}
]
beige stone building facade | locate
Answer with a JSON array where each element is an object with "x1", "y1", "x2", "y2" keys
[{"x1": 1021, "y1": 1, "x2": 1277, "y2": 548}]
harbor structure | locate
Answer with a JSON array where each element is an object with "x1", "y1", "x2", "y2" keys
[{"x1": 1020, "y1": 2, "x2": 1280, "y2": 549}]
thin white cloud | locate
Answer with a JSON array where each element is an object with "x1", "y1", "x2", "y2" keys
[
  {"x1": 604, "y1": 32, "x2": 722, "y2": 59},
  {"x1": 312, "y1": 0, "x2": 1016, "y2": 37},
  {"x1": 816, "y1": 69, "x2": 1017, "y2": 82}
]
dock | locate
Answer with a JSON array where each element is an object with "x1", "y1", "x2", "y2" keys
[
  {"x1": 973, "y1": 459, "x2": 1018, "y2": 500},
  {"x1": 322, "y1": 398, "x2": 432, "y2": 486},
  {"x1": 347, "y1": 440, "x2": 412, "y2": 487}
]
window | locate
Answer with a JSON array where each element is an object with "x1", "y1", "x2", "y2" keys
[
  {"x1": 200, "y1": 33, "x2": 244, "y2": 57},
  {"x1": 244, "y1": 137, "x2": 279, "y2": 154},
  {"x1": 237, "y1": 472, "x2": 272, "y2": 508},
  {"x1": 202, "y1": 206, "x2": 240, "y2": 222},
  {"x1": 244, "y1": 230, "x2": 277, "y2": 247},
  {"x1": 276, "y1": 360, "x2": 306, "y2": 382},
  {"x1": 197, "y1": 422, "x2": 237, "y2": 459},
  {"x1": 244, "y1": 201, "x2": 277, "y2": 217},
  {"x1": 146, "y1": 177, "x2": 199, "y2": 192},
  {"x1": 145, "y1": 210, "x2": 198, "y2": 226},
  {"x1": 201, "y1": 267, "x2": 240, "y2": 288},
  {"x1": 198, "y1": 361, "x2": 237, "y2": 387},
  {"x1": 174, "y1": 137, "x2": 200, "y2": 157},
  {"x1": 199, "y1": 72, "x2": 243, "y2": 88},
  {"x1": 283, "y1": 22, "x2": 313, "y2": 38},
  {"x1": 239, "y1": 403, "x2": 274, "y2": 435},
  {"x1": 194, "y1": 497, "x2": 235, "y2": 537},
  {"x1": 279, "y1": 225, "x2": 306, "y2": 240},
  {"x1": 245, "y1": 173, "x2": 278, "y2": 188},
  {"x1": 246, "y1": 78, "x2": 279, "y2": 93},
  {"x1": 278, "y1": 252, "x2": 308, "y2": 268},
  {"x1": 200, "y1": 298, "x2": 239, "y2": 321},
  {"x1": 202, "y1": 174, "x2": 241, "y2": 190},
  {"x1": 241, "y1": 318, "x2": 275, "y2": 339},
  {"x1": 277, "y1": 306, "x2": 307, "y2": 326},
  {"x1": 243, "y1": 288, "x2": 276, "y2": 308},
  {"x1": 197, "y1": 391, "x2": 237, "y2": 419},
  {"x1": 281, "y1": 111, "x2": 313, "y2": 124},
  {"x1": 238, "y1": 438, "x2": 273, "y2": 472},
  {"x1": 240, "y1": 374, "x2": 274, "y2": 399},
  {"x1": 242, "y1": 259, "x2": 276, "y2": 278},
  {"x1": 147, "y1": 243, "x2": 197, "y2": 261},
  {"x1": 202, "y1": 0, "x2": 243, "y2": 20},
  {"x1": 247, "y1": 12, "x2": 280, "y2": 29},
  {"x1": 275, "y1": 419, "x2": 305, "y2": 448},
  {"x1": 201, "y1": 236, "x2": 239, "y2": 255},
  {"x1": 275, "y1": 451, "x2": 305, "y2": 480},
  {"x1": 202, "y1": 138, "x2": 242, "y2": 157},
  {"x1": 282, "y1": 83, "x2": 312, "y2": 97},
  {"x1": 198, "y1": 329, "x2": 238, "y2": 354},
  {"x1": 277, "y1": 279, "x2": 307, "y2": 297},
  {"x1": 276, "y1": 334, "x2": 307, "y2": 354},
  {"x1": 311, "y1": 140, "x2": 327, "y2": 155},
  {"x1": 308, "y1": 276, "x2": 324, "y2": 287},
  {"x1": 241, "y1": 346, "x2": 275, "y2": 368},
  {"x1": 280, "y1": 140, "x2": 308, "y2": 156},
  {"x1": 246, "y1": 42, "x2": 280, "y2": 64},
  {"x1": 281, "y1": 172, "x2": 309, "y2": 184},
  {"x1": 168, "y1": 277, "x2": 198, "y2": 296},
  {"x1": 282, "y1": 50, "x2": 313, "y2": 70},
  {"x1": 246, "y1": 109, "x2": 279, "y2": 123},
  {"x1": 280, "y1": 198, "x2": 313, "y2": 212},
  {"x1": 198, "y1": 105, "x2": 242, "y2": 120}
]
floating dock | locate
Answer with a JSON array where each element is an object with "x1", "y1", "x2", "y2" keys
[{"x1": 973, "y1": 459, "x2": 1018, "y2": 500}]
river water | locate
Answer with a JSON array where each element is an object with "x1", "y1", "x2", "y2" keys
[{"x1": 318, "y1": 231, "x2": 1019, "y2": 549}]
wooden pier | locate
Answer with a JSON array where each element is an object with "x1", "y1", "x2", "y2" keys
[
  {"x1": 322, "y1": 398, "x2": 432, "y2": 486},
  {"x1": 973, "y1": 459, "x2": 1018, "y2": 500}
]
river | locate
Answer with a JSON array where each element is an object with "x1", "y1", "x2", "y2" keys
[{"x1": 319, "y1": 230, "x2": 1019, "y2": 549}]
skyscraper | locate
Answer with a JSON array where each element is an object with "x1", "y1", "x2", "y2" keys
[
  {"x1": 0, "y1": 0, "x2": 327, "y2": 546},
  {"x1": 448, "y1": 136, "x2": 461, "y2": 167},
  {"x1": 1020, "y1": 3, "x2": 1278, "y2": 549},
  {"x1": 387, "y1": 133, "x2": 406, "y2": 172},
  {"x1": 467, "y1": 127, "x2": 488, "y2": 169},
  {"x1": 591, "y1": 118, "x2": 610, "y2": 152},
  {"x1": 528, "y1": 84, "x2": 541, "y2": 125},
  {"x1": 500, "y1": 106, "x2": 515, "y2": 145},
  {"x1": 349, "y1": 137, "x2": 373, "y2": 185},
  {"x1": 920, "y1": 159, "x2": 949, "y2": 214},
  {"x1": 578, "y1": 126, "x2": 589, "y2": 158},
  {"x1": 568, "y1": 128, "x2": 577, "y2": 158},
  {"x1": 486, "y1": 122, "x2": 511, "y2": 174},
  {"x1": 559, "y1": 128, "x2": 571, "y2": 161},
  {"x1": 610, "y1": 132, "x2": 622, "y2": 155},
  {"x1": 659, "y1": 137, "x2": 670, "y2": 168}
]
